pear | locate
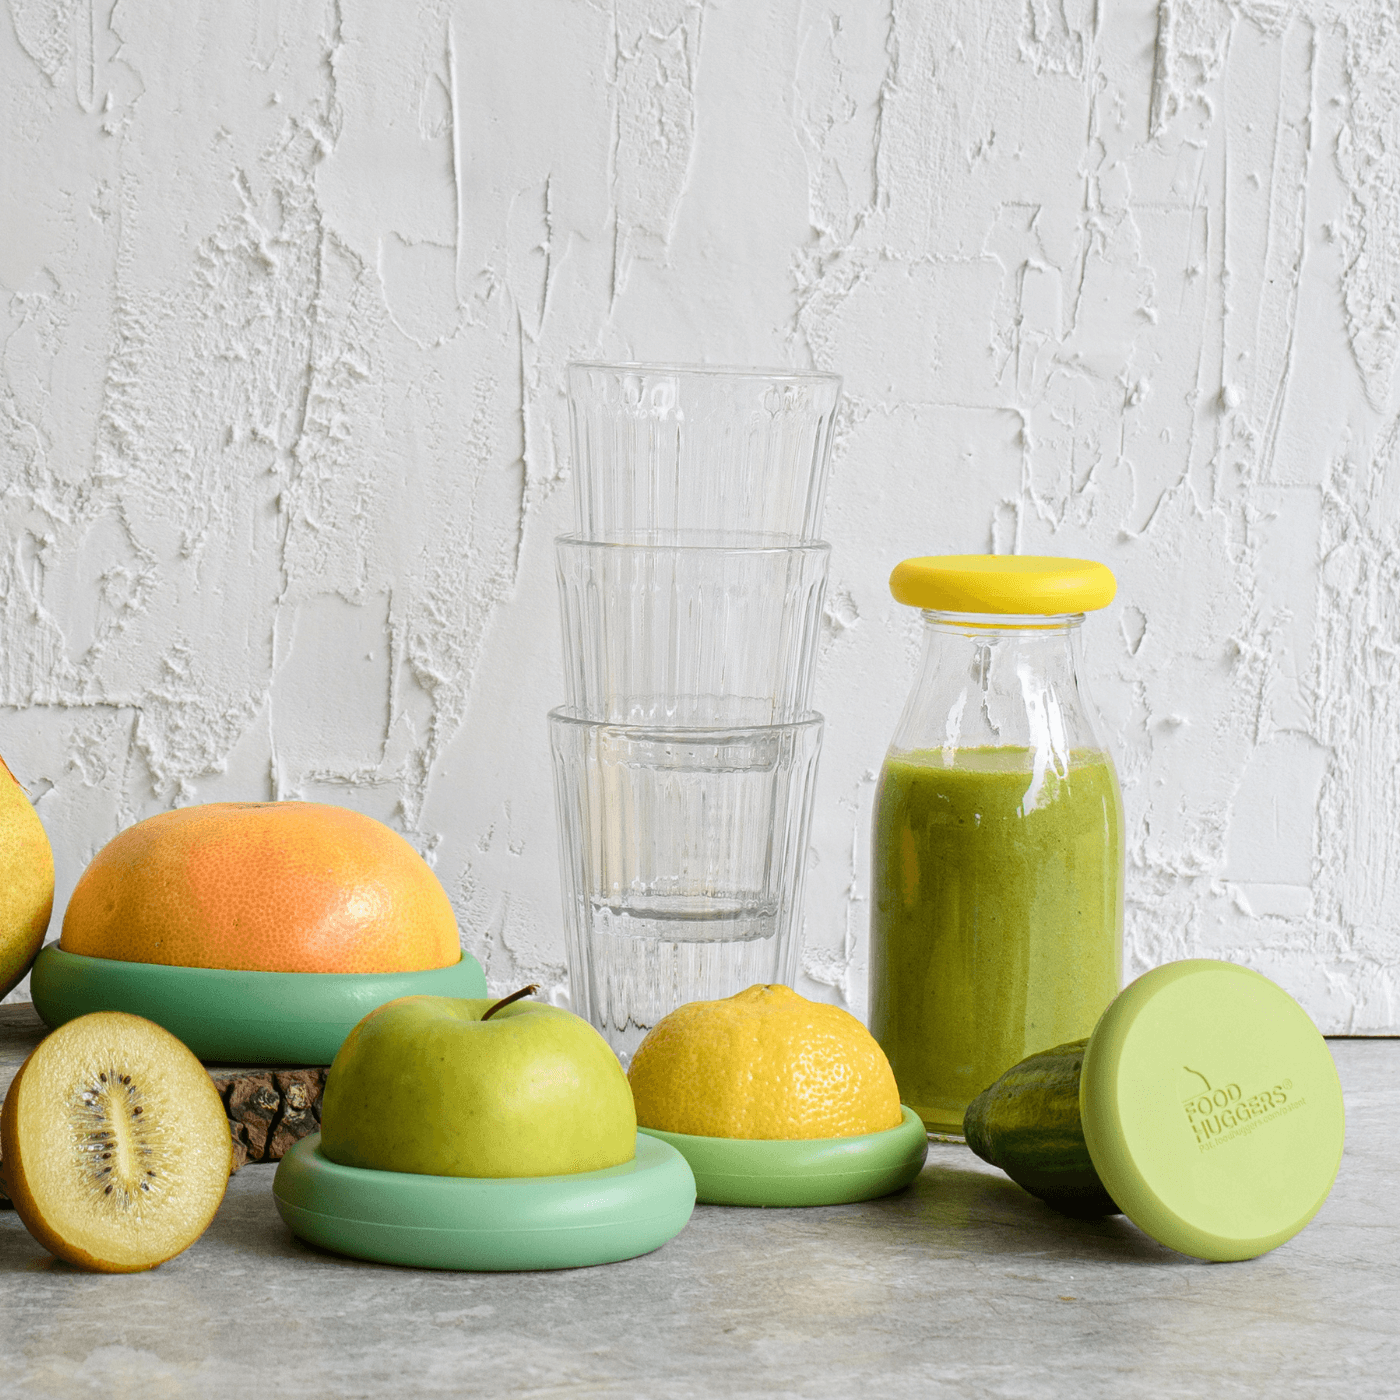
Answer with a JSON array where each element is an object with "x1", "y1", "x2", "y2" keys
[{"x1": 0, "y1": 755, "x2": 53, "y2": 999}]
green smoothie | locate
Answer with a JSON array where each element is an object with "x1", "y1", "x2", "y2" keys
[{"x1": 870, "y1": 746, "x2": 1123, "y2": 1135}]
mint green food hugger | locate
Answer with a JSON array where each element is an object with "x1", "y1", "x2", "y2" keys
[
  {"x1": 30, "y1": 944, "x2": 487, "y2": 1064},
  {"x1": 273, "y1": 1131, "x2": 697, "y2": 1271},
  {"x1": 640, "y1": 1105, "x2": 929, "y2": 1207}
]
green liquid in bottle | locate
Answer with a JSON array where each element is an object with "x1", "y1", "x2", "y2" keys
[{"x1": 870, "y1": 746, "x2": 1123, "y2": 1135}]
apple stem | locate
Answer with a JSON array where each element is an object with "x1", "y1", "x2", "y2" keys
[{"x1": 481, "y1": 984, "x2": 540, "y2": 1021}]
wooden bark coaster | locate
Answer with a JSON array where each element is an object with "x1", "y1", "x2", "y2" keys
[{"x1": 213, "y1": 1067, "x2": 328, "y2": 1170}]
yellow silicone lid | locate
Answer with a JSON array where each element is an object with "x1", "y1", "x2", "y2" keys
[
  {"x1": 889, "y1": 555, "x2": 1116, "y2": 614},
  {"x1": 1080, "y1": 960, "x2": 1345, "y2": 1261}
]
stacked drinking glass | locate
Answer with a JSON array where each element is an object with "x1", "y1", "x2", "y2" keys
[{"x1": 550, "y1": 363, "x2": 842, "y2": 1062}]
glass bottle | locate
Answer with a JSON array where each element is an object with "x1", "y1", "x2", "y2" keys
[{"x1": 869, "y1": 556, "x2": 1124, "y2": 1135}]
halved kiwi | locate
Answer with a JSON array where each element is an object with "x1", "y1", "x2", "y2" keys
[{"x1": 0, "y1": 1011, "x2": 232, "y2": 1271}]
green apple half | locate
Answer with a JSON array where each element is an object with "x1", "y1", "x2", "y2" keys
[
  {"x1": 319, "y1": 995, "x2": 637, "y2": 1178},
  {"x1": 0, "y1": 755, "x2": 54, "y2": 1000}
]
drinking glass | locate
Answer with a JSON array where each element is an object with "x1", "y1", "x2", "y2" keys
[
  {"x1": 567, "y1": 363, "x2": 842, "y2": 544},
  {"x1": 549, "y1": 709, "x2": 824, "y2": 1062},
  {"x1": 555, "y1": 533, "x2": 830, "y2": 727}
]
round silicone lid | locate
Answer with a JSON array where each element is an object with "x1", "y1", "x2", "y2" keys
[
  {"x1": 29, "y1": 944, "x2": 487, "y2": 1064},
  {"x1": 1080, "y1": 960, "x2": 1345, "y2": 1262},
  {"x1": 273, "y1": 1131, "x2": 696, "y2": 1271},
  {"x1": 889, "y1": 555, "x2": 1116, "y2": 615},
  {"x1": 638, "y1": 1105, "x2": 929, "y2": 1207}
]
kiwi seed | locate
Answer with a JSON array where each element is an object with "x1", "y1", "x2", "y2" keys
[{"x1": 69, "y1": 1066, "x2": 168, "y2": 1213}]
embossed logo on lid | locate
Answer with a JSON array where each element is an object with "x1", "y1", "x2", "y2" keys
[{"x1": 1178, "y1": 1065, "x2": 1302, "y2": 1152}]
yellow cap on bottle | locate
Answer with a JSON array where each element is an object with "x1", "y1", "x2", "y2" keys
[{"x1": 889, "y1": 555, "x2": 1116, "y2": 615}]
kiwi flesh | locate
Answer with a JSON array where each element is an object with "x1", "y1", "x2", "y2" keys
[{"x1": 0, "y1": 1011, "x2": 232, "y2": 1271}]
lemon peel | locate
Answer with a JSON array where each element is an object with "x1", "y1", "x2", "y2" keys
[{"x1": 628, "y1": 984, "x2": 903, "y2": 1141}]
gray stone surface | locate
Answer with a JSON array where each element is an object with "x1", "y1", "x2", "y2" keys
[
  {"x1": 0, "y1": 1030, "x2": 1394, "y2": 1398},
  {"x1": 1, "y1": 1001, "x2": 48, "y2": 1100}
]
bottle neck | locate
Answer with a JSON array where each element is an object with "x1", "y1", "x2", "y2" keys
[{"x1": 889, "y1": 609, "x2": 1108, "y2": 763}]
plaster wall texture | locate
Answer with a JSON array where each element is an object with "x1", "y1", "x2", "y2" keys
[{"x1": 1, "y1": 0, "x2": 1397, "y2": 1031}]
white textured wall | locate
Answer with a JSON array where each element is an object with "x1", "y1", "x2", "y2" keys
[{"x1": 2, "y1": 0, "x2": 1397, "y2": 1031}]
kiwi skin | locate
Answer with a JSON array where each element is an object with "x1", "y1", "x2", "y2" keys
[{"x1": 1, "y1": 1012, "x2": 233, "y2": 1272}]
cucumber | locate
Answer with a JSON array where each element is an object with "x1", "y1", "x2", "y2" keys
[{"x1": 963, "y1": 1038, "x2": 1121, "y2": 1217}]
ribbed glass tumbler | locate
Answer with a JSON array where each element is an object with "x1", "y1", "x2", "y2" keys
[
  {"x1": 549, "y1": 710, "x2": 824, "y2": 1064},
  {"x1": 567, "y1": 363, "x2": 842, "y2": 543},
  {"x1": 555, "y1": 533, "x2": 830, "y2": 728}
]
